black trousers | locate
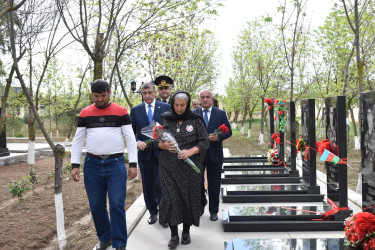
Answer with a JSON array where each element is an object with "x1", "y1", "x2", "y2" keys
[{"x1": 201, "y1": 157, "x2": 223, "y2": 214}]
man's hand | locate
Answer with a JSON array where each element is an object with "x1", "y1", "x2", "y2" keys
[
  {"x1": 128, "y1": 167, "x2": 137, "y2": 180},
  {"x1": 137, "y1": 141, "x2": 147, "y2": 151},
  {"x1": 208, "y1": 134, "x2": 218, "y2": 142},
  {"x1": 71, "y1": 168, "x2": 80, "y2": 182}
]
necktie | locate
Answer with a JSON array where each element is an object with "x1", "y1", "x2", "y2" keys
[
  {"x1": 148, "y1": 104, "x2": 153, "y2": 124},
  {"x1": 203, "y1": 110, "x2": 209, "y2": 127}
]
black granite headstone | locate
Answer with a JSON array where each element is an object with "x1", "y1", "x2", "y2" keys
[
  {"x1": 361, "y1": 91, "x2": 375, "y2": 214},
  {"x1": 276, "y1": 103, "x2": 285, "y2": 162},
  {"x1": 325, "y1": 96, "x2": 348, "y2": 207},
  {"x1": 269, "y1": 103, "x2": 275, "y2": 149},
  {"x1": 301, "y1": 99, "x2": 319, "y2": 192},
  {"x1": 285, "y1": 101, "x2": 298, "y2": 175},
  {"x1": 224, "y1": 238, "x2": 346, "y2": 250}
]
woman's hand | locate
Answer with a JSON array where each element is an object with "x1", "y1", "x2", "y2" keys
[
  {"x1": 178, "y1": 149, "x2": 191, "y2": 160},
  {"x1": 159, "y1": 140, "x2": 177, "y2": 153},
  {"x1": 178, "y1": 147, "x2": 199, "y2": 160}
]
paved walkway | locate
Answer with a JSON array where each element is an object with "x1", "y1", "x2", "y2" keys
[
  {"x1": 124, "y1": 153, "x2": 362, "y2": 250},
  {"x1": 1, "y1": 143, "x2": 361, "y2": 249}
]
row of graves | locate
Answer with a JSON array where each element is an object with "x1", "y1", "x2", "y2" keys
[{"x1": 222, "y1": 92, "x2": 375, "y2": 250}]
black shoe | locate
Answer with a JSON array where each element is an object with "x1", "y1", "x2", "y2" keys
[
  {"x1": 168, "y1": 236, "x2": 179, "y2": 249},
  {"x1": 148, "y1": 214, "x2": 157, "y2": 224},
  {"x1": 210, "y1": 213, "x2": 218, "y2": 221},
  {"x1": 116, "y1": 248, "x2": 126, "y2": 250},
  {"x1": 162, "y1": 222, "x2": 169, "y2": 228},
  {"x1": 181, "y1": 233, "x2": 191, "y2": 245},
  {"x1": 200, "y1": 199, "x2": 207, "y2": 216},
  {"x1": 96, "y1": 240, "x2": 111, "y2": 250}
]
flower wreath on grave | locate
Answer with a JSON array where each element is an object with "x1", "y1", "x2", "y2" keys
[
  {"x1": 271, "y1": 133, "x2": 281, "y2": 145},
  {"x1": 264, "y1": 98, "x2": 287, "y2": 132},
  {"x1": 267, "y1": 148, "x2": 280, "y2": 164},
  {"x1": 344, "y1": 212, "x2": 375, "y2": 250},
  {"x1": 264, "y1": 98, "x2": 274, "y2": 111},
  {"x1": 274, "y1": 99, "x2": 287, "y2": 133},
  {"x1": 296, "y1": 137, "x2": 306, "y2": 153}
]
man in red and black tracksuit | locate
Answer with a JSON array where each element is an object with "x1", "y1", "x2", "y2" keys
[{"x1": 71, "y1": 79, "x2": 137, "y2": 250}]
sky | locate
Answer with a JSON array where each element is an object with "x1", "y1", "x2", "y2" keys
[{"x1": 206, "y1": 0, "x2": 336, "y2": 94}]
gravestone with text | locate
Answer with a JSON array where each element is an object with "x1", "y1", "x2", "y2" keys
[
  {"x1": 325, "y1": 96, "x2": 348, "y2": 207},
  {"x1": 221, "y1": 101, "x2": 323, "y2": 202},
  {"x1": 361, "y1": 91, "x2": 375, "y2": 215},
  {"x1": 221, "y1": 98, "x2": 352, "y2": 232},
  {"x1": 301, "y1": 99, "x2": 319, "y2": 193}
]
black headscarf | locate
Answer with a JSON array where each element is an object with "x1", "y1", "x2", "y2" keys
[{"x1": 162, "y1": 90, "x2": 204, "y2": 122}]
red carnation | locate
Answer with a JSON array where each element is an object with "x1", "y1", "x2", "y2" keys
[
  {"x1": 345, "y1": 212, "x2": 375, "y2": 248},
  {"x1": 283, "y1": 99, "x2": 286, "y2": 103},
  {"x1": 274, "y1": 116, "x2": 276, "y2": 120},
  {"x1": 275, "y1": 99, "x2": 279, "y2": 103},
  {"x1": 211, "y1": 124, "x2": 230, "y2": 136},
  {"x1": 271, "y1": 133, "x2": 280, "y2": 140},
  {"x1": 219, "y1": 124, "x2": 229, "y2": 134},
  {"x1": 279, "y1": 110, "x2": 282, "y2": 115},
  {"x1": 284, "y1": 111, "x2": 286, "y2": 115},
  {"x1": 6, "y1": 114, "x2": 10, "y2": 118},
  {"x1": 369, "y1": 238, "x2": 375, "y2": 249},
  {"x1": 152, "y1": 125, "x2": 164, "y2": 139}
]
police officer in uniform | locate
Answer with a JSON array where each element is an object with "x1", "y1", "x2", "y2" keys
[{"x1": 154, "y1": 75, "x2": 173, "y2": 104}]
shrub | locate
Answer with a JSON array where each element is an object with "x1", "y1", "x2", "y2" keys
[
  {"x1": 8, "y1": 176, "x2": 31, "y2": 202},
  {"x1": 28, "y1": 166, "x2": 39, "y2": 186}
]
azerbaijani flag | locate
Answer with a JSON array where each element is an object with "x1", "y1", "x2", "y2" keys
[{"x1": 320, "y1": 149, "x2": 340, "y2": 164}]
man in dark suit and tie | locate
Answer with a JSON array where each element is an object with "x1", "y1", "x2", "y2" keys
[
  {"x1": 130, "y1": 82, "x2": 170, "y2": 225},
  {"x1": 193, "y1": 89, "x2": 232, "y2": 221}
]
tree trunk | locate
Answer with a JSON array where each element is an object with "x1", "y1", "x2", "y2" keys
[
  {"x1": 93, "y1": 33, "x2": 104, "y2": 80},
  {"x1": 233, "y1": 110, "x2": 239, "y2": 123},
  {"x1": 54, "y1": 144, "x2": 67, "y2": 249},
  {"x1": 349, "y1": 104, "x2": 357, "y2": 137},
  {"x1": 227, "y1": 111, "x2": 232, "y2": 121},
  {"x1": 0, "y1": 67, "x2": 14, "y2": 135},
  {"x1": 260, "y1": 97, "x2": 265, "y2": 134},
  {"x1": 247, "y1": 104, "x2": 256, "y2": 138},
  {"x1": 8, "y1": 9, "x2": 66, "y2": 249},
  {"x1": 65, "y1": 66, "x2": 87, "y2": 146},
  {"x1": 116, "y1": 62, "x2": 133, "y2": 108},
  {"x1": 240, "y1": 103, "x2": 248, "y2": 135},
  {"x1": 232, "y1": 110, "x2": 239, "y2": 129}
]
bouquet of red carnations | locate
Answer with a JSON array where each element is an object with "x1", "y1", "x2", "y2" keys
[
  {"x1": 345, "y1": 212, "x2": 375, "y2": 249},
  {"x1": 141, "y1": 122, "x2": 200, "y2": 174}
]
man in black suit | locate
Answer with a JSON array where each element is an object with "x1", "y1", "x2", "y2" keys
[
  {"x1": 130, "y1": 82, "x2": 170, "y2": 225},
  {"x1": 193, "y1": 89, "x2": 232, "y2": 221},
  {"x1": 155, "y1": 75, "x2": 173, "y2": 104}
]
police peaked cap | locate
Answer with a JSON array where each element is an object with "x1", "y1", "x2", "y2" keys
[{"x1": 154, "y1": 75, "x2": 173, "y2": 87}]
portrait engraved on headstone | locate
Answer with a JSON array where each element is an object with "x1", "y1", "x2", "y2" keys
[{"x1": 326, "y1": 106, "x2": 337, "y2": 144}]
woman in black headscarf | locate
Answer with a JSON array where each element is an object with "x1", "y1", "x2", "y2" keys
[{"x1": 157, "y1": 91, "x2": 209, "y2": 249}]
